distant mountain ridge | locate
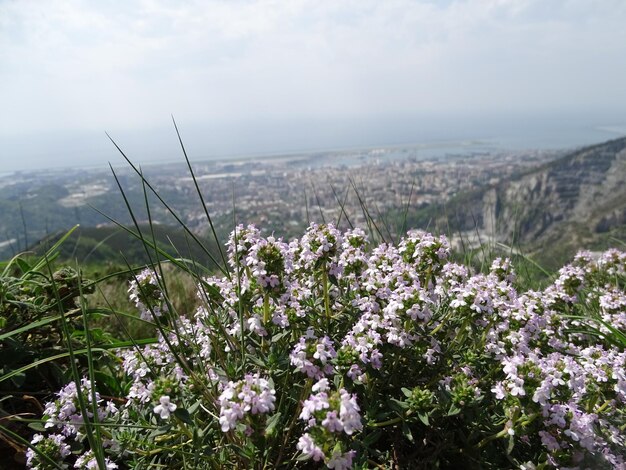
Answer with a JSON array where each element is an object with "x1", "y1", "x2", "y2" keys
[{"x1": 445, "y1": 136, "x2": 626, "y2": 265}]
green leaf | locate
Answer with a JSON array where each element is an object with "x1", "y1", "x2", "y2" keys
[
  {"x1": 188, "y1": 400, "x2": 201, "y2": 414},
  {"x1": 296, "y1": 453, "x2": 312, "y2": 462},
  {"x1": 447, "y1": 404, "x2": 461, "y2": 417},
  {"x1": 271, "y1": 331, "x2": 290, "y2": 343},
  {"x1": 0, "y1": 314, "x2": 64, "y2": 341},
  {"x1": 389, "y1": 398, "x2": 409, "y2": 412},
  {"x1": 10, "y1": 372, "x2": 26, "y2": 388},
  {"x1": 28, "y1": 421, "x2": 46, "y2": 432},
  {"x1": 202, "y1": 282, "x2": 222, "y2": 299},
  {"x1": 362, "y1": 429, "x2": 382, "y2": 447},
  {"x1": 246, "y1": 354, "x2": 266, "y2": 368},
  {"x1": 242, "y1": 440, "x2": 258, "y2": 459},
  {"x1": 401, "y1": 422, "x2": 414, "y2": 443},
  {"x1": 15, "y1": 258, "x2": 31, "y2": 274},
  {"x1": 174, "y1": 408, "x2": 193, "y2": 425},
  {"x1": 401, "y1": 387, "x2": 413, "y2": 398},
  {"x1": 0, "y1": 348, "x2": 107, "y2": 383},
  {"x1": 94, "y1": 371, "x2": 121, "y2": 396},
  {"x1": 418, "y1": 412, "x2": 430, "y2": 426},
  {"x1": 507, "y1": 434, "x2": 515, "y2": 454},
  {"x1": 149, "y1": 425, "x2": 171, "y2": 438},
  {"x1": 264, "y1": 411, "x2": 282, "y2": 437},
  {"x1": 29, "y1": 225, "x2": 80, "y2": 274},
  {"x1": 334, "y1": 375, "x2": 342, "y2": 390}
]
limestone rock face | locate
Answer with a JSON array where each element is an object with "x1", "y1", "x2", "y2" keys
[{"x1": 452, "y1": 137, "x2": 626, "y2": 254}]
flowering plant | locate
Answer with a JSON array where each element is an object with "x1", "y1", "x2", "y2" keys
[{"x1": 27, "y1": 224, "x2": 626, "y2": 469}]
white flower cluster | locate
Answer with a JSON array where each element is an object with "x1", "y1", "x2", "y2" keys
[
  {"x1": 290, "y1": 328, "x2": 337, "y2": 379},
  {"x1": 43, "y1": 379, "x2": 118, "y2": 439},
  {"x1": 297, "y1": 378, "x2": 362, "y2": 470},
  {"x1": 128, "y1": 268, "x2": 168, "y2": 321},
  {"x1": 74, "y1": 450, "x2": 118, "y2": 470},
  {"x1": 26, "y1": 433, "x2": 71, "y2": 469},
  {"x1": 27, "y1": 221, "x2": 626, "y2": 469},
  {"x1": 218, "y1": 373, "x2": 276, "y2": 432},
  {"x1": 486, "y1": 253, "x2": 626, "y2": 468},
  {"x1": 296, "y1": 222, "x2": 343, "y2": 272}
]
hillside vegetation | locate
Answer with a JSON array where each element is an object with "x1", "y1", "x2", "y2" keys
[
  {"x1": 2, "y1": 223, "x2": 625, "y2": 469},
  {"x1": 1, "y1": 137, "x2": 626, "y2": 469},
  {"x1": 30, "y1": 224, "x2": 224, "y2": 270},
  {"x1": 414, "y1": 137, "x2": 626, "y2": 269}
]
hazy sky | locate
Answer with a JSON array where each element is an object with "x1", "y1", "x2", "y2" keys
[{"x1": 2, "y1": 0, "x2": 626, "y2": 171}]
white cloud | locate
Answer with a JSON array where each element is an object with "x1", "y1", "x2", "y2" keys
[{"x1": 1, "y1": 0, "x2": 625, "y2": 162}]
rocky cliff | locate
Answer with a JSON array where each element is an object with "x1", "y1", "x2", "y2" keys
[{"x1": 445, "y1": 136, "x2": 626, "y2": 263}]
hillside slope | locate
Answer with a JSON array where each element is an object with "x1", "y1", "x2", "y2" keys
[
  {"x1": 444, "y1": 136, "x2": 626, "y2": 266},
  {"x1": 30, "y1": 224, "x2": 225, "y2": 271}
]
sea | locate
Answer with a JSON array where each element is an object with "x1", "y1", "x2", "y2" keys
[{"x1": 2, "y1": 115, "x2": 625, "y2": 176}]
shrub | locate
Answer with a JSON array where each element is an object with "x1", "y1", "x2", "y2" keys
[
  {"x1": 25, "y1": 224, "x2": 626, "y2": 469},
  {"x1": 0, "y1": 243, "x2": 96, "y2": 466}
]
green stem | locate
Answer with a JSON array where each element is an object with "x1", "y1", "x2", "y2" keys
[
  {"x1": 477, "y1": 428, "x2": 510, "y2": 448},
  {"x1": 140, "y1": 438, "x2": 193, "y2": 456},
  {"x1": 430, "y1": 309, "x2": 453, "y2": 335},
  {"x1": 595, "y1": 399, "x2": 613, "y2": 414},
  {"x1": 262, "y1": 294, "x2": 271, "y2": 351},
  {"x1": 322, "y1": 265, "x2": 331, "y2": 331},
  {"x1": 276, "y1": 378, "x2": 313, "y2": 466},
  {"x1": 478, "y1": 406, "x2": 520, "y2": 448},
  {"x1": 263, "y1": 294, "x2": 270, "y2": 325},
  {"x1": 370, "y1": 410, "x2": 413, "y2": 428},
  {"x1": 519, "y1": 412, "x2": 539, "y2": 427},
  {"x1": 175, "y1": 418, "x2": 194, "y2": 439}
]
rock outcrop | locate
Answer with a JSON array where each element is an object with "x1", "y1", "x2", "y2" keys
[{"x1": 445, "y1": 136, "x2": 626, "y2": 260}]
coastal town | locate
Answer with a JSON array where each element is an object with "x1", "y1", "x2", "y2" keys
[
  {"x1": 153, "y1": 144, "x2": 560, "y2": 239},
  {"x1": 0, "y1": 143, "x2": 562, "y2": 258}
]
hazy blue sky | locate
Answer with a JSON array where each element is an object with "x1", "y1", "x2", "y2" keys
[{"x1": 2, "y1": 0, "x2": 626, "y2": 171}]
